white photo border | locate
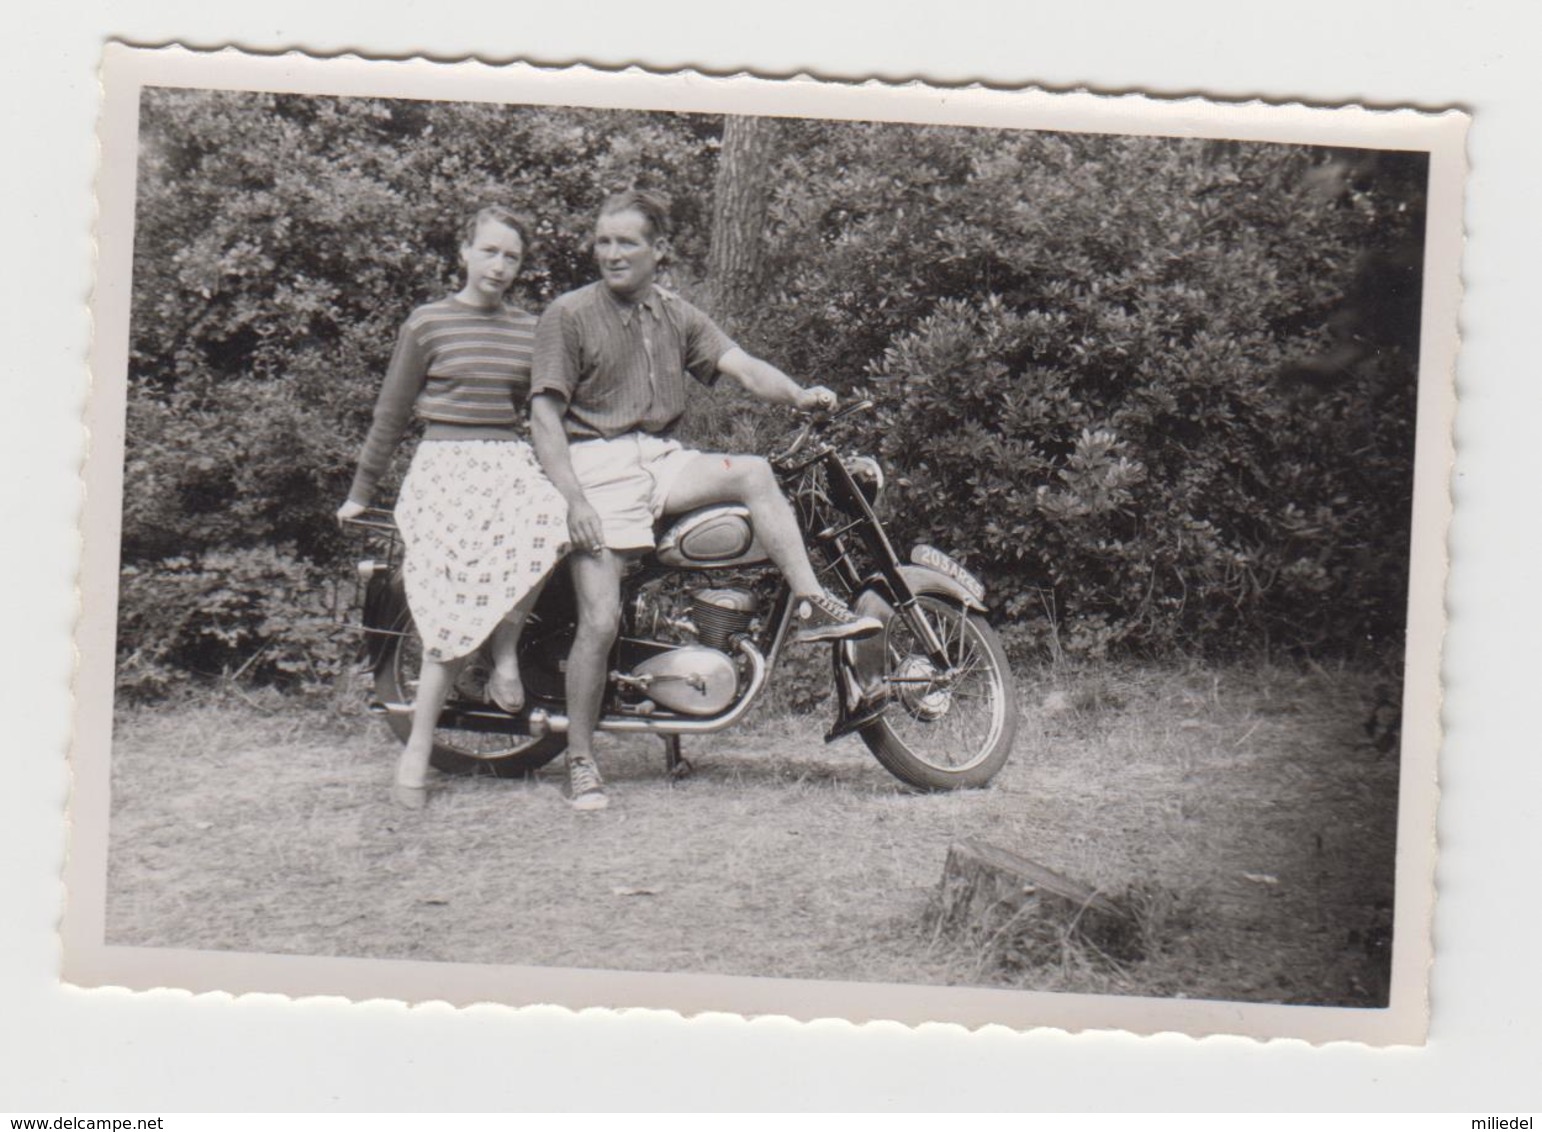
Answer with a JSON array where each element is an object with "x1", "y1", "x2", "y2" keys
[{"x1": 66, "y1": 43, "x2": 1467, "y2": 1047}]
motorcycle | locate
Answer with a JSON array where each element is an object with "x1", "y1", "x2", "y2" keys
[{"x1": 343, "y1": 401, "x2": 1018, "y2": 791}]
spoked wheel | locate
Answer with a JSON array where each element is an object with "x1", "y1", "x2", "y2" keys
[
  {"x1": 374, "y1": 616, "x2": 567, "y2": 778},
  {"x1": 858, "y1": 592, "x2": 1018, "y2": 790}
]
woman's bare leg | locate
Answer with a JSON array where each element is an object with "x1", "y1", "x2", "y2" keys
[
  {"x1": 394, "y1": 654, "x2": 464, "y2": 805},
  {"x1": 487, "y1": 577, "x2": 548, "y2": 712}
]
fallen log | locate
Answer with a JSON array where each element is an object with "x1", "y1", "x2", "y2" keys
[{"x1": 927, "y1": 839, "x2": 1142, "y2": 966}]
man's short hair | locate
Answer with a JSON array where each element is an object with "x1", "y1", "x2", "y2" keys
[
  {"x1": 597, "y1": 189, "x2": 672, "y2": 242},
  {"x1": 461, "y1": 204, "x2": 532, "y2": 250}
]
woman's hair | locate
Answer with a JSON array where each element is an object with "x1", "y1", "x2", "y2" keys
[
  {"x1": 597, "y1": 189, "x2": 671, "y2": 242},
  {"x1": 461, "y1": 204, "x2": 532, "y2": 250}
]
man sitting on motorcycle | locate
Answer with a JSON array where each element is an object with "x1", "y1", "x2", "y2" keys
[{"x1": 530, "y1": 188, "x2": 881, "y2": 812}]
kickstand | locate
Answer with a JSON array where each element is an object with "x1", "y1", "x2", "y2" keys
[{"x1": 664, "y1": 735, "x2": 692, "y2": 780}]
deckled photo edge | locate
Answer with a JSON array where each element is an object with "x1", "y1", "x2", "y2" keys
[{"x1": 66, "y1": 42, "x2": 1465, "y2": 1047}]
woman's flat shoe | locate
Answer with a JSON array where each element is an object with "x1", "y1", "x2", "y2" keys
[{"x1": 487, "y1": 670, "x2": 525, "y2": 714}]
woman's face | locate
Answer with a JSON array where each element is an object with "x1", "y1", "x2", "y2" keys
[{"x1": 459, "y1": 219, "x2": 525, "y2": 303}]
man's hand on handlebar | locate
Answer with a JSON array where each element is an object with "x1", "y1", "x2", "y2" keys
[
  {"x1": 336, "y1": 499, "x2": 367, "y2": 526},
  {"x1": 795, "y1": 385, "x2": 838, "y2": 414}
]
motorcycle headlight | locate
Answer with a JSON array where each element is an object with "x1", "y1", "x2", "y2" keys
[{"x1": 844, "y1": 455, "x2": 885, "y2": 508}]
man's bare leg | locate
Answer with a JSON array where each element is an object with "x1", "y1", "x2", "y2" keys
[
  {"x1": 563, "y1": 549, "x2": 626, "y2": 810},
  {"x1": 662, "y1": 453, "x2": 823, "y2": 593},
  {"x1": 661, "y1": 453, "x2": 881, "y2": 644}
]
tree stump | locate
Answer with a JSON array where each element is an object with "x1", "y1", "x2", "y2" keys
[{"x1": 927, "y1": 839, "x2": 1142, "y2": 968}]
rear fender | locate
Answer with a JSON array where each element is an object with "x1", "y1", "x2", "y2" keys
[{"x1": 361, "y1": 569, "x2": 408, "y2": 675}]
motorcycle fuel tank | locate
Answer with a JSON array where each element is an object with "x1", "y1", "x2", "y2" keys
[{"x1": 652, "y1": 504, "x2": 770, "y2": 568}]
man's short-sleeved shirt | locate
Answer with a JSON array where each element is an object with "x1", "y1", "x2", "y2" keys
[{"x1": 531, "y1": 281, "x2": 737, "y2": 440}]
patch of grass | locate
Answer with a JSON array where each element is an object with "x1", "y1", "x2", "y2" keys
[{"x1": 105, "y1": 659, "x2": 1400, "y2": 1006}]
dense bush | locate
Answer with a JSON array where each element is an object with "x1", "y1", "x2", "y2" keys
[
  {"x1": 738, "y1": 126, "x2": 1423, "y2": 656},
  {"x1": 121, "y1": 91, "x2": 718, "y2": 686},
  {"x1": 116, "y1": 545, "x2": 349, "y2": 698},
  {"x1": 117, "y1": 90, "x2": 1425, "y2": 692}
]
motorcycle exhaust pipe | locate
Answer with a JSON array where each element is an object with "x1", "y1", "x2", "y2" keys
[{"x1": 382, "y1": 641, "x2": 768, "y2": 736}]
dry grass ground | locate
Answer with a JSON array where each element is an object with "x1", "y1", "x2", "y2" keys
[{"x1": 105, "y1": 659, "x2": 1399, "y2": 1006}]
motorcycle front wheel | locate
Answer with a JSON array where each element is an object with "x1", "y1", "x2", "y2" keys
[
  {"x1": 859, "y1": 592, "x2": 1018, "y2": 790},
  {"x1": 375, "y1": 616, "x2": 568, "y2": 778}
]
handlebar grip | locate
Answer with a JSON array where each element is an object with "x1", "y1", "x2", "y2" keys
[
  {"x1": 774, "y1": 397, "x2": 876, "y2": 465},
  {"x1": 829, "y1": 398, "x2": 875, "y2": 422}
]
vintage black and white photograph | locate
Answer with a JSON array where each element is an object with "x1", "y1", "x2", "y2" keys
[{"x1": 65, "y1": 45, "x2": 1462, "y2": 1043}]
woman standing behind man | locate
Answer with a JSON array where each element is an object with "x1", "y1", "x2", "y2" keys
[{"x1": 337, "y1": 205, "x2": 568, "y2": 810}]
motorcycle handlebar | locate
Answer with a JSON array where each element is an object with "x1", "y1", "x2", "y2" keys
[
  {"x1": 774, "y1": 397, "x2": 874, "y2": 463},
  {"x1": 821, "y1": 397, "x2": 876, "y2": 424}
]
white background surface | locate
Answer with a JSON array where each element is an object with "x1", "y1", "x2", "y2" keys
[{"x1": 2, "y1": 0, "x2": 1538, "y2": 1112}]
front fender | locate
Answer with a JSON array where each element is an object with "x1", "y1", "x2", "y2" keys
[
  {"x1": 840, "y1": 564, "x2": 988, "y2": 708},
  {"x1": 864, "y1": 563, "x2": 988, "y2": 615}
]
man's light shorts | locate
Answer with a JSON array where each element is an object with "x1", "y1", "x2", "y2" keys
[{"x1": 567, "y1": 432, "x2": 702, "y2": 550}]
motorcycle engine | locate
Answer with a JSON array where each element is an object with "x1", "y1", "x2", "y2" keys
[
  {"x1": 624, "y1": 585, "x2": 758, "y2": 715},
  {"x1": 690, "y1": 587, "x2": 757, "y2": 650}
]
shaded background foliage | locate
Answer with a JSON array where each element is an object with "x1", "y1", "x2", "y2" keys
[{"x1": 118, "y1": 87, "x2": 1425, "y2": 694}]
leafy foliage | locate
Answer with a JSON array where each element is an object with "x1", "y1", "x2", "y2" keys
[
  {"x1": 116, "y1": 545, "x2": 349, "y2": 698},
  {"x1": 120, "y1": 91, "x2": 718, "y2": 687},
  {"x1": 118, "y1": 90, "x2": 1424, "y2": 692},
  {"x1": 741, "y1": 126, "x2": 1423, "y2": 656}
]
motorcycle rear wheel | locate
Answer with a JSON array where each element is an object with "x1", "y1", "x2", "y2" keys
[
  {"x1": 375, "y1": 617, "x2": 567, "y2": 778},
  {"x1": 859, "y1": 593, "x2": 1018, "y2": 790}
]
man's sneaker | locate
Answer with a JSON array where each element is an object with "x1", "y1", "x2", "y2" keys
[
  {"x1": 567, "y1": 753, "x2": 609, "y2": 812},
  {"x1": 793, "y1": 591, "x2": 883, "y2": 644}
]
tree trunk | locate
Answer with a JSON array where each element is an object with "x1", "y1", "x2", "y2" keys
[{"x1": 706, "y1": 115, "x2": 779, "y2": 331}]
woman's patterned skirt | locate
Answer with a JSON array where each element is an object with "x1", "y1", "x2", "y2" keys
[{"x1": 394, "y1": 439, "x2": 569, "y2": 663}]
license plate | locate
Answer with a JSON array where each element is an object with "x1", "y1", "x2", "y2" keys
[{"x1": 910, "y1": 544, "x2": 986, "y2": 602}]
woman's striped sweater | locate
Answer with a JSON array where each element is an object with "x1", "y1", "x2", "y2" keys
[{"x1": 347, "y1": 296, "x2": 538, "y2": 504}]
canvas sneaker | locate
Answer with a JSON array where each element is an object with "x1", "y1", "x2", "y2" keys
[
  {"x1": 793, "y1": 591, "x2": 883, "y2": 644},
  {"x1": 567, "y1": 753, "x2": 609, "y2": 812}
]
